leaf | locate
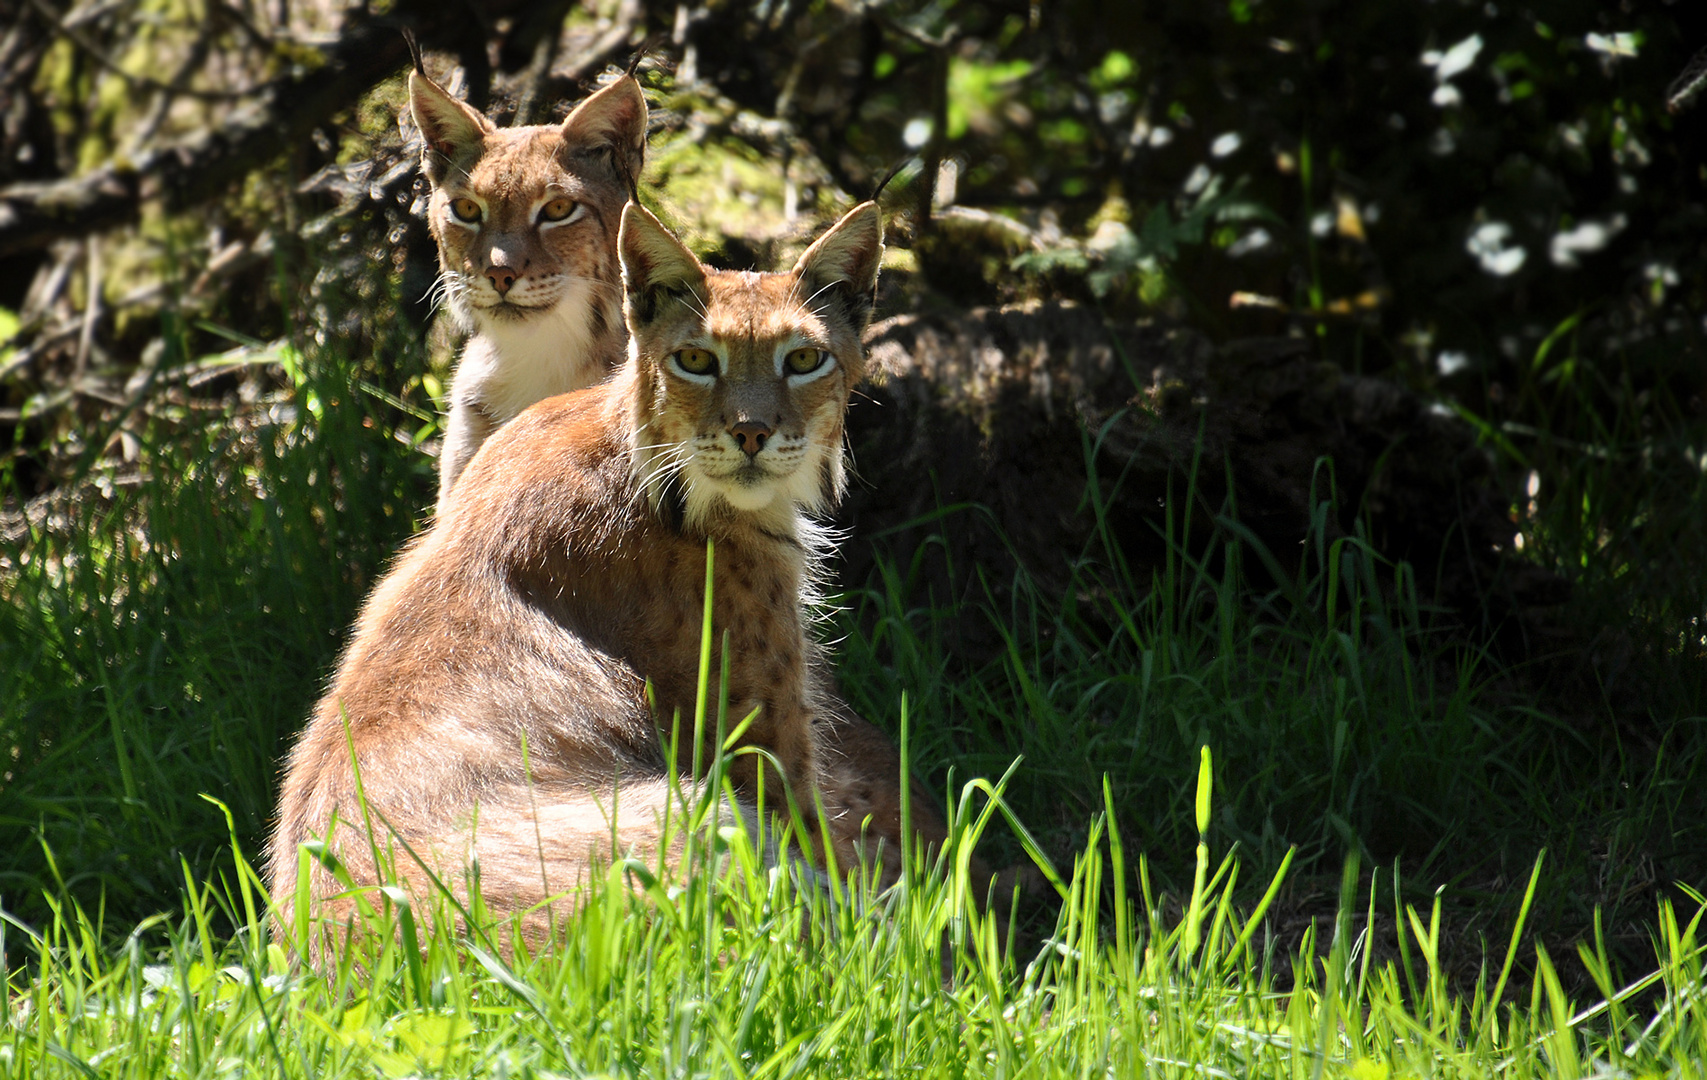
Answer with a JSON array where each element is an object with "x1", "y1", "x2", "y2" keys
[
  {"x1": 1194, "y1": 745, "x2": 1212, "y2": 836},
  {"x1": 1139, "y1": 204, "x2": 1179, "y2": 261},
  {"x1": 1012, "y1": 247, "x2": 1089, "y2": 276}
]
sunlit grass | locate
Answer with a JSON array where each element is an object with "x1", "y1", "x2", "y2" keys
[
  {"x1": 0, "y1": 312, "x2": 432, "y2": 928},
  {"x1": 5, "y1": 746, "x2": 1707, "y2": 1079}
]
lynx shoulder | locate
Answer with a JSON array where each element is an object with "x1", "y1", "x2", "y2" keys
[
  {"x1": 268, "y1": 201, "x2": 913, "y2": 954},
  {"x1": 409, "y1": 65, "x2": 646, "y2": 511}
]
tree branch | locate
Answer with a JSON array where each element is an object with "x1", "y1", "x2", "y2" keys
[
  {"x1": 538, "y1": 0, "x2": 646, "y2": 101},
  {"x1": 0, "y1": 10, "x2": 454, "y2": 258}
]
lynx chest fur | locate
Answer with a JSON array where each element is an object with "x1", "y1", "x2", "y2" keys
[
  {"x1": 410, "y1": 65, "x2": 647, "y2": 510},
  {"x1": 267, "y1": 201, "x2": 886, "y2": 953}
]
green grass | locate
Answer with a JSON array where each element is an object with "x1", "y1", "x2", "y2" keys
[
  {"x1": 0, "y1": 313, "x2": 432, "y2": 927},
  {"x1": 834, "y1": 479, "x2": 1707, "y2": 968},
  {"x1": 2, "y1": 241, "x2": 1705, "y2": 1074},
  {"x1": 5, "y1": 750, "x2": 1707, "y2": 1078}
]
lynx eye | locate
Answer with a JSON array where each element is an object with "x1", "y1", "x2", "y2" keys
[
  {"x1": 540, "y1": 197, "x2": 578, "y2": 223},
  {"x1": 672, "y1": 348, "x2": 718, "y2": 377},
  {"x1": 785, "y1": 348, "x2": 826, "y2": 375},
  {"x1": 449, "y1": 197, "x2": 482, "y2": 223}
]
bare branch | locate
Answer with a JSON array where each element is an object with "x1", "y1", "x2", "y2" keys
[
  {"x1": 539, "y1": 0, "x2": 645, "y2": 99},
  {"x1": 1668, "y1": 43, "x2": 1707, "y2": 114},
  {"x1": 511, "y1": 20, "x2": 561, "y2": 126},
  {"x1": 0, "y1": 13, "x2": 432, "y2": 257}
]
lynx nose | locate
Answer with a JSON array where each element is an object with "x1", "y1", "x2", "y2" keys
[
  {"x1": 729, "y1": 421, "x2": 773, "y2": 457},
  {"x1": 485, "y1": 265, "x2": 518, "y2": 294}
]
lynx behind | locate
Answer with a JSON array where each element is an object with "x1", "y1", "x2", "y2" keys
[{"x1": 410, "y1": 65, "x2": 646, "y2": 509}]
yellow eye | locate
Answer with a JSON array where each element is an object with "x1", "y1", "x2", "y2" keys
[
  {"x1": 785, "y1": 348, "x2": 825, "y2": 375},
  {"x1": 449, "y1": 197, "x2": 481, "y2": 223},
  {"x1": 540, "y1": 197, "x2": 577, "y2": 222},
  {"x1": 673, "y1": 348, "x2": 717, "y2": 376}
]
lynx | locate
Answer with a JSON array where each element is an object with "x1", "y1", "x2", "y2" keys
[
  {"x1": 268, "y1": 202, "x2": 946, "y2": 953},
  {"x1": 410, "y1": 55, "x2": 948, "y2": 911},
  {"x1": 409, "y1": 62, "x2": 646, "y2": 510}
]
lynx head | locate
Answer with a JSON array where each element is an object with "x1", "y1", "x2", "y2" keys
[
  {"x1": 618, "y1": 202, "x2": 884, "y2": 534},
  {"x1": 409, "y1": 68, "x2": 647, "y2": 338}
]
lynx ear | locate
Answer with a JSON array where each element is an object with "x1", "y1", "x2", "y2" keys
[
  {"x1": 619, "y1": 203, "x2": 706, "y2": 327},
  {"x1": 409, "y1": 70, "x2": 491, "y2": 184},
  {"x1": 561, "y1": 76, "x2": 648, "y2": 196},
  {"x1": 791, "y1": 202, "x2": 884, "y2": 333}
]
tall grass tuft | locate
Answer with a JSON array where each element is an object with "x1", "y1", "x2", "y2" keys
[
  {"x1": 0, "y1": 300, "x2": 433, "y2": 929},
  {"x1": 846, "y1": 459, "x2": 1521, "y2": 877}
]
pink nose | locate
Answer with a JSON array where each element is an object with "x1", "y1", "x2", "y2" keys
[
  {"x1": 729, "y1": 422, "x2": 772, "y2": 456},
  {"x1": 486, "y1": 265, "x2": 517, "y2": 294}
]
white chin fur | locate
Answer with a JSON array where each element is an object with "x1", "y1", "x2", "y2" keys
[
  {"x1": 670, "y1": 446, "x2": 835, "y2": 533},
  {"x1": 718, "y1": 483, "x2": 778, "y2": 511},
  {"x1": 454, "y1": 279, "x2": 605, "y2": 421}
]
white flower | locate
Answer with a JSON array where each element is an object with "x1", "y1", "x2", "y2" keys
[
  {"x1": 1431, "y1": 34, "x2": 1484, "y2": 81},
  {"x1": 1227, "y1": 229, "x2": 1272, "y2": 258},
  {"x1": 1585, "y1": 32, "x2": 1639, "y2": 58},
  {"x1": 1466, "y1": 221, "x2": 1526, "y2": 276},
  {"x1": 1549, "y1": 215, "x2": 1627, "y2": 267}
]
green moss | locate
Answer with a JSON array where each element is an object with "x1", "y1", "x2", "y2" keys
[
  {"x1": 646, "y1": 129, "x2": 798, "y2": 260},
  {"x1": 349, "y1": 74, "x2": 411, "y2": 165}
]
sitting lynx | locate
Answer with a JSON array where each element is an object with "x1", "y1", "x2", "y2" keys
[
  {"x1": 409, "y1": 61, "x2": 646, "y2": 510},
  {"x1": 268, "y1": 202, "x2": 939, "y2": 952}
]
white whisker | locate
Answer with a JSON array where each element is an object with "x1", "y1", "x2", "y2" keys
[
  {"x1": 422, "y1": 269, "x2": 469, "y2": 319},
  {"x1": 662, "y1": 284, "x2": 710, "y2": 321},
  {"x1": 627, "y1": 442, "x2": 692, "y2": 472},
  {"x1": 630, "y1": 440, "x2": 690, "y2": 455},
  {"x1": 801, "y1": 279, "x2": 841, "y2": 309}
]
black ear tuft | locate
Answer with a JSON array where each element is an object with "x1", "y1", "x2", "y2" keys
[
  {"x1": 870, "y1": 157, "x2": 915, "y2": 204},
  {"x1": 625, "y1": 35, "x2": 669, "y2": 78},
  {"x1": 403, "y1": 28, "x2": 426, "y2": 76}
]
